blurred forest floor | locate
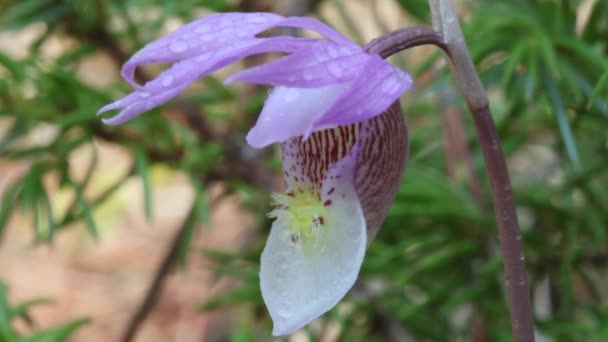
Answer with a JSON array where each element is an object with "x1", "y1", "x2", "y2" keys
[{"x1": 0, "y1": 138, "x2": 256, "y2": 340}]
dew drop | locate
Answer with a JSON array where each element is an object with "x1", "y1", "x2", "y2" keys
[
  {"x1": 170, "y1": 40, "x2": 188, "y2": 53},
  {"x1": 327, "y1": 45, "x2": 339, "y2": 58},
  {"x1": 314, "y1": 52, "x2": 326, "y2": 63},
  {"x1": 277, "y1": 308, "x2": 292, "y2": 319},
  {"x1": 232, "y1": 41, "x2": 249, "y2": 49},
  {"x1": 161, "y1": 75, "x2": 174, "y2": 87},
  {"x1": 381, "y1": 77, "x2": 399, "y2": 94},
  {"x1": 247, "y1": 15, "x2": 269, "y2": 23},
  {"x1": 195, "y1": 24, "x2": 210, "y2": 34},
  {"x1": 339, "y1": 46, "x2": 355, "y2": 55},
  {"x1": 195, "y1": 52, "x2": 212, "y2": 62},
  {"x1": 139, "y1": 91, "x2": 151, "y2": 98},
  {"x1": 328, "y1": 62, "x2": 342, "y2": 78},
  {"x1": 283, "y1": 88, "x2": 299, "y2": 103}
]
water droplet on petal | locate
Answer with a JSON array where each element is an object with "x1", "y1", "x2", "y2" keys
[
  {"x1": 381, "y1": 77, "x2": 399, "y2": 94},
  {"x1": 283, "y1": 88, "x2": 299, "y2": 103},
  {"x1": 195, "y1": 24, "x2": 210, "y2": 34},
  {"x1": 232, "y1": 41, "x2": 249, "y2": 49},
  {"x1": 277, "y1": 308, "x2": 292, "y2": 319},
  {"x1": 247, "y1": 15, "x2": 269, "y2": 23},
  {"x1": 170, "y1": 40, "x2": 188, "y2": 53},
  {"x1": 161, "y1": 75, "x2": 174, "y2": 87},
  {"x1": 339, "y1": 46, "x2": 354, "y2": 55},
  {"x1": 314, "y1": 52, "x2": 326, "y2": 63},
  {"x1": 195, "y1": 52, "x2": 212, "y2": 62},
  {"x1": 328, "y1": 45, "x2": 339, "y2": 58},
  {"x1": 139, "y1": 91, "x2": 151, "y2": 98},
  {"x1": 328, "y1": 62, "x2": 343, "y2": 78}
]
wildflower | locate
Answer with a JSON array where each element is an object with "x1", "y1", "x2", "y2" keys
[{"x1": 98, "y1": 12, "x2": 411, "y2": 336}]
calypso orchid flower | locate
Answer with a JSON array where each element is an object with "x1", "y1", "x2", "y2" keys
[{"x1": 98, "y1": 12, "x2": 412, "y2": 336}]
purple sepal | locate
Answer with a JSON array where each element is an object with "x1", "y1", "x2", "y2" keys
[
  {"x1": 225, "y1": 40, "x2": 364, "y2": 87},
  {"x1": 98, "y1": 12, "x2": 413, "y2": 146},
  {"x1": 98, "y1": 37, "x2": 317, "y2": 125},
  {"x1": 245, "y1": 54, "x2": 412, "y2": 148}
]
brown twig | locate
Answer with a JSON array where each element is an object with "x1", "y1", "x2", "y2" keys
[
  {"x1": 429, "y1": 1, "x2": 534, "y2": 340},
  {"x1": 471, "y1": 105, "x2": 533, "y2": 341},
  {"x1": 120, "y1": 205, "x2": 196, "y2": 342},
  {"x1": 365, "y1": 27, "x2": 447, "y2": 59},
  {"x1": 366, "y1": 7, "x2": 534, "y2": 341}
]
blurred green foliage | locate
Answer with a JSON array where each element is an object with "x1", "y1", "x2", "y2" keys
[
  {"x1": 0, "y1": 0, "x2": 607, "y2": 340},
  {"x1": 0, "y1": 282, "x2": 89, "y2": 341}
]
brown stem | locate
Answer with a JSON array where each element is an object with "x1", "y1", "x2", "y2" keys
[
  {"x1": 120, "y1": 206, "x2": 196, "y2": 342},
  {"x1": 429, "y1": 1, "x2": 534, "y2": 339},
  {"x1": 367, "y1": 15, "x2": 534, "y2": 342},
  {"x1": 365, "y1": 27, "x2": 447, "y2": 59},
  {"x1": 471, "y1": 105, "x2": 534, "y2": 341}
]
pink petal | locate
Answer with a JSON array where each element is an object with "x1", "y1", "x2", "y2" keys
[
  {"x1": 310, "y1": 55, "x2": 412, "y2": 132},
  {"x1": 121, "y1": 13, "x2": 284, "y2": 88},
  {"x1": 264, "y1": 16, "x2": 353, "y2": 47},
  {"x1": 99, "y1": 12, "x2": 369, "y2": 125},
  {"x1": 225, "y1": 40, "x2": 366, "y2": 87},
  {"x1": 121, "y1": 13, "x2": 353, "y2": 89},
  {"x1": 243, "y1": 55, "x2": 412, "y2": 147},
  {"x1": 98, "y1": 37, "x2": 318, "y2": 124},
  {"x1": 246, "y1": 83, "x2": 351, "y2": 148}
]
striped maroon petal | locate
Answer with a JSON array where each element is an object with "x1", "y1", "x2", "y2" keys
[
  {"x1": 280, "y1": 101, "x2": 408, "y2": 239},
  {"x1": 260, "y1": 102, "x2": 408, "y2": 335}
]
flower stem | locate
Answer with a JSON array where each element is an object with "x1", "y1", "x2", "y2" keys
[
  {"x1": 471, "y1": 106, "x2": 534, "y2": 342},
  {"x1": 428, "y1": 1, "x2": 534, "y2": 341},
  {"x1": 365, "y1": 2, "x2": 535, "y2": 340}
]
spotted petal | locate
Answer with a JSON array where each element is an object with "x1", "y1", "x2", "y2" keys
[{"x1": 260, "y1": 145, "x2": 366, "y2": 336}]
